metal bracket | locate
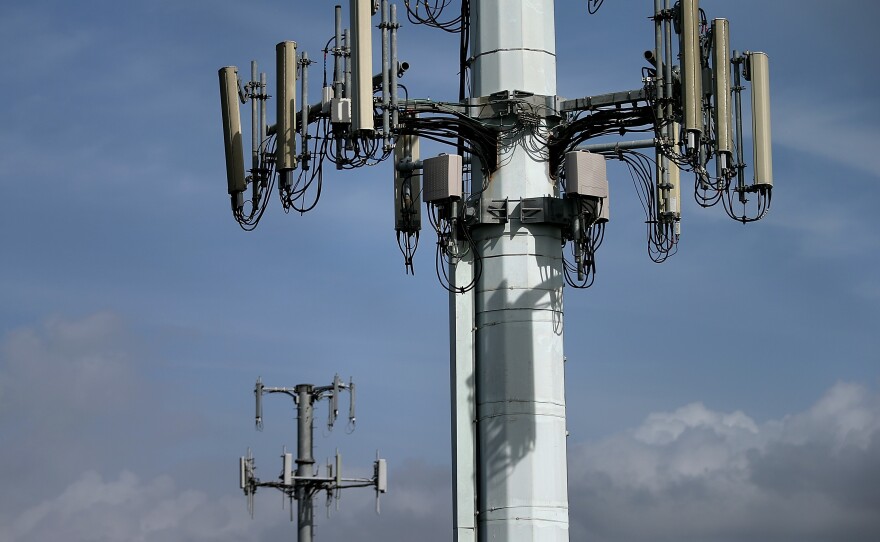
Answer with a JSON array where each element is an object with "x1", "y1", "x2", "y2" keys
[
  {"x1": 520, "y1": 197, "x2": 569, "y2": 226},
  {"x1": 559, "y1": 88, "x2": 648, "y2": 113},
  {"x1": 484, "y1": 198, "x2": 509, "y2": 224}
]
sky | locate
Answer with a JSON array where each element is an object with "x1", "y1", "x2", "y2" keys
[{"x1": 0, "y1": 1, "x2": 878, "y2": 541}]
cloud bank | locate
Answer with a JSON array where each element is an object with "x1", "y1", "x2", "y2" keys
[
  {"x1": 568, "y1": 382, "x2": 880, "y2": 542},
  {"x1": 1, "y1": 314, "x2": 877, "y2": 541}
]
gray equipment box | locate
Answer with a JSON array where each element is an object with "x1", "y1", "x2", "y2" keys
[
  {"x1": 565, "y1": 151, "x2": 608, "y2": 198},
  {"x1": 423, "y1": 154, "x2": 463, "y2": 202}
]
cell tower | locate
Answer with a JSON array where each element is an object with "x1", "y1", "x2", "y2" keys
[
  {"x1": 218, "y1": 1, "x2": 773, "y2": 541},
  {"x1": 240, "y1": 375, "x2": 387, "y2": 542}
]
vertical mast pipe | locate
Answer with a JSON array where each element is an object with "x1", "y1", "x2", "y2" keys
[
  {"x1": 250, "y1": 61, "x2": 261, "y2": 206},
  {"x1": 295, "y1": 385, "x2": 315, "y2": 542},
  {"x1": 343, "y1": 29, "x2": 352, "y2": 99},
  {"x1": 301, "y1": 51, "x2": 310, "y2": 170},
  {"x1": 732, "y1": 51, "x2": 746, "y2": 200},
  {"x1": 390, "y1": 3, "x2": 399, "y2": 131},
  {"x1": 334, "y1": 5, "x2": 344, "y2": 97},
  {"x1": 380, "y1": 0, "x2": 390, "y2": 148},
  {"x1": 663, "y1": 0, "x2": 674, "y2": 148}
]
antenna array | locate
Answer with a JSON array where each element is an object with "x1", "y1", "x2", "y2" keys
[
  {"x1": 218, "y1": 0, "x2": 772, "y2": 287},
  {"x1": 241, "y1": 375, "x2": 386, "y2": 542},
  {"x1": 216, "y1": 2, "x2": 775, "y2": 540}
]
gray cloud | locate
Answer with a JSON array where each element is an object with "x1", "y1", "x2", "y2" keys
[
  {"x1": 3, "y1": 319, "x2": 878, "y2": 542},
  {"x1": 6, "y1": 470, "x2": 253, "y2": 542},
  {"x1": 567, "y1": 382, "x2": 880, "y2": 542}
]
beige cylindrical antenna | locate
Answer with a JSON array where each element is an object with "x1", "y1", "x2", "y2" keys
[
  {"x1": 350, "y1": 0, "x2": 375, "y2": 133},
  {"x1": 680, "y1": 0, "x2": 702, "y2": 151},
  {"x1": 712, "y1": 19, "x2": 732, "y2": 169},
  {"x1": 276, "y1": 41, "x2": 298, "y2": 172},
  {"x1": 749, "y1": 52, "x2": 773, "y2": 189},
  {"x1": 219, "y1": 67, "x2": 246, "y2": 202}
]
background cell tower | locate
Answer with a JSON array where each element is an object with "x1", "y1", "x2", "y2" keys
[
  {"x1": 240, "y1": 375, "x2": 387, "y2": 542},
  {"x1": 218, "y1": 1, "x2": 773, "y2": 541}
]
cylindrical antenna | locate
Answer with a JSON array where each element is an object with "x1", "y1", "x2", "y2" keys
[
  {"x1": 254, "y1": 378, "x2": 264, "y2": 429},
  {"x1": 259, "y1": 71, "x2": 267, "y2": 143},
  {"x1": 712, "y1": 19, "x2": 732, "y2": 174},
  {"x1": 348, "y1": 378, "x2": 356, "y2": 424},
  {"x1": 380, "y1": 0, "x2": 391, "y2": 148},
  {"x1": 350, "y1": 0, "x2": 375, "y2": 133},
  {"x1": 680, "y1": 0, "x2": 702, "y2": 152},
  {"x1": 300, "y1": 51, "x2": 310, "y2": 170},
  {"x1": 218, "y1": 67, "x2": 246, "y2": 210},
  {"x1": 250, "y1": 61, "x2": 261, "y2": 207},
  {"x1": 240, "y1": 456, "x2": 247, "y2": 490},
  {"x1": 748, "y1": 52, "x2": 773, "y2": 190},
  {"x1": 329, "y1": 374, "x2": 340, "y2": 428},
  {"x1": 390, "y1": 3, "x2": 399, "y2": 132},
  {"x1": 334, "y1": 5, "x2": 344, "y2": 98},
  {"x1": 276, "y1": 41, "x2": 298, "y2": 178}
]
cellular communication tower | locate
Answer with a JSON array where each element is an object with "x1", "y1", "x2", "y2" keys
[
  {"x1": 240, "y1": 375, "x2": 387, "y2": 542},
  {"x1": 218, "y1": 1, "x2": 773, "y2": 541}
]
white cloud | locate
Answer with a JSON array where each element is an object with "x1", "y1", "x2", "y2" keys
[
  {"x1": 3, "y1": 470, "x2": 254, "y2": 542},
  {"x1": 568, "y1": 382, "x2": 880, "y2": 541}
]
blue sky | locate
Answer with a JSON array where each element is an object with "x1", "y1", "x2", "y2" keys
[{"x1": 0, "y1": 1, "x2": 878, "y2": 540}]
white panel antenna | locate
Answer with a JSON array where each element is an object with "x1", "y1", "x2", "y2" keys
[
  {"x1": 283, "y1": 452, "x2": 293, "y2": 486},
  {"x1": 747, "y1": 52, "x2": 773, "y2": 189},
  {"x1": 219, "y1": 67, "x2": 246, "y2": 207},
  {"x1": 711, "y1": 19, "x2": 732, "y2": 170},
  {"x1": 680, "y1": 0, "x2": 702, "y2": 152},
  {"x1": 276, "y1": 41, "x2": 298, "y2": 172},
  {"x1": 350, "y1": 0, "x2": 375, "y2": 133}
]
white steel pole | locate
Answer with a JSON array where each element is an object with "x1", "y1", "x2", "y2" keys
[
  {"x1": 467, "y1": 2, "x2": 568, "y2": 541},
  {"x1": 450, "y1": 250, "x2": 476, "y2": 542}
]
